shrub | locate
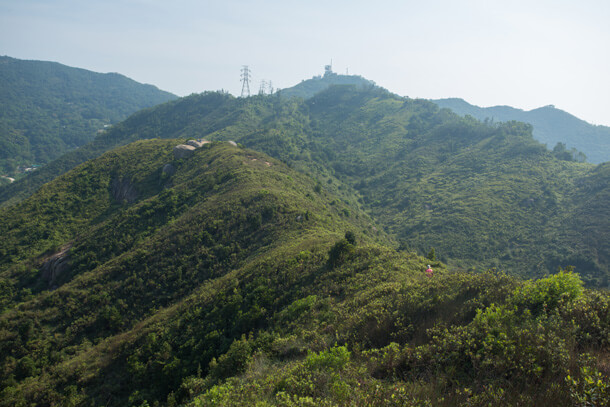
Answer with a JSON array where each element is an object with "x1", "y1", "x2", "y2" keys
[
  {"x1": 566, "y1": 366, "x2": 610, "y2": 407},
  {"x1": 15, "y1": 356, "x2": 38, "y2": 380},
  {"x1": 512, "y1": 269, "x2": 584, "y2": 314},
  {"x1": 305, "y1": 345, "x2": 351, "y2": 371},
  {"x1": 208, "y1": 336, "x2": 252, "y2": 380},
  {"x1": 327, "y1": 239, "x2": 354, "y2": 267}
]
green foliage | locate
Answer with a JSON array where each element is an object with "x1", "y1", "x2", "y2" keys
[
  {"x1": 553, "y1": 142, "x2": 587, "y2": 162},
  {"x1": 0, "y1": 56, "x2": 176, "y2": 176},
  {"x1": 0, "y1": 81, "x2": 609, "y2": 406},
  {"x1": 0, "y1": 139, "x2": 388, "y2": 406},
  {"x1": 14, "y1": 357, "x2": 38, "y2": 380},
  {"x1": 304, "y1": 345, "x2": 351, "y2": 371},
  {"x1": 344, "y1": 231, "x2": 356, "y2": 245},
  {"x1": 566, "y1": 365, "x2": 610, "y2": 407},
  {"x1": 327, "y1": 238, "x2": 354, "y2": 267},
  {"x1": 209, "y1": 336, "x2": 253, "y2": 380},
  {"x1": 279, "y1": 74, "x2": 375, "y2": 100},
  {"x1": 511, "y1": 268, "x2": 584, "y2": 314},
  {"x1": 433, "y1": 98, "x2": 608, "y2": 164},
  {"x1": 2, "y1": 81, "x2": 607, "y2": 288}
]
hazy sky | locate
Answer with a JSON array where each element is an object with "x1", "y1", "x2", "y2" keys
[{"x1": 2, "y1": 0, "x2": 609, "y2": 125}]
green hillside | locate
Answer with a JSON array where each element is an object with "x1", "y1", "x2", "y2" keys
[
  {"x1": 0, "y1": 139, "x2": 608, "y2": 406},
  {"x1": 294, "y1": 87, "x2": 607, "y2": 285},
  {"x1": 432, "y1": 98, "x2": 610, "y2": 164},
  {"x1": 2, "y1": 84, "x2": 608, "y2": 286},
  {"x1": 0, "y1": 56, "x2": 177, "y2": 176},
  {"x1": 278, "y1": 70, "x2": 375, "y2": 99},
  {"x1": 0, "y1": 91, "x2": 236, "y2": 207}
]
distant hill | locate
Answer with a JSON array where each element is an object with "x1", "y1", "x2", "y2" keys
[
  {"x1": 0, "y1": 55, "x2": 177, "y2": 175},
  {"x1": 432, "y1": 97, "x2": 610, "y2": 164},
  {"x1": 279, "y1": 70, "x2": 375, "y2": 99}
]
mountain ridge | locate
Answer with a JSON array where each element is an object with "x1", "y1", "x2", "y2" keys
[
  {"x1": 432, "y1": 97, "x2": 610, "y2": 164},
  {"x1": 0, "y1": 138, "x2": 399, "y2": 405},
  {"x1": 1, "y1": 83, "x2": 607, "y2": 285},
  {"x1": 0, "y1": 105, "x2": 608, "y2": 405}
]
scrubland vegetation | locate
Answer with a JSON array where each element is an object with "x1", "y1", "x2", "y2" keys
[{"x1": 0, "y1": 80, "x2": 608, "y2": 405}]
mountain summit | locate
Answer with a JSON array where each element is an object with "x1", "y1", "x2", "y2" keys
[{"x1": 278, "y1": 69, "x2": 375, "y2": 99}]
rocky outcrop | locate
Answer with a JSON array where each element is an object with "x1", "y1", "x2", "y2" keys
[
  {"x1": 162, "y1": 163, "x2": 176, "y2": 175},
  {"x1": 111, "y1": 177, "x2": 138, "y2": 203},
  {"x1": 173, "y1": 144, "x2": 197, "y2": 159},
  {"x1": 174, "y1": 139, "x2": 211, "y2": 159},
  {"x1": 186, "y1": 139, "x2": 211, "y2": 148},
  {"x1": 40, "y1": 245, "x2": 71, "y2": 289}
]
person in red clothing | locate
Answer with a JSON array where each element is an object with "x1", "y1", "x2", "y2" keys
[{"x1": 425, "y1": 265, "x2": 433, "y2": 277}]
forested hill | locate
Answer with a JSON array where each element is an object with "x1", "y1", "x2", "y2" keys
[
  {"x1": 432, "y1": 97, "x2": 610, "y2": 164},
  {"x1": 0, "y1": 138, "x2": 382, "y2": 405},
  {"x1": 278, "y1": 70, "x2": 375, "y2": 99},
  {"x1": 1, "y1": 85, "x2": 608, "y2": 285},
  {"x1": 0, "y1": 138, "x2": 608, "y2": 406},
  {"x1": 0, "y1": 56, "x2": 177, "y2": 175}
]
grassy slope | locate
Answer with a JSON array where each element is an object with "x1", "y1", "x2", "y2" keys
[
  {"x1": 0, "y1": 139, "x2": 385, "y2": 405},
  {"x1": 298, "y1": 87, "x2": 606, "y2": 284},
  {"x1": 2, "y1": 86, "x2": 607, "y2": 285},
  {"x1": 0, "y1": 137, "x2": 608, "y2": 406},
  {"x1": 6, "y1": 241, "x2": 607, "y2": 406}
]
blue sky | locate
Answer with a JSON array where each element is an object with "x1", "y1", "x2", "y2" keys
[{"x1": 1, "y1": 0, "x2": 609, "y2": 126}]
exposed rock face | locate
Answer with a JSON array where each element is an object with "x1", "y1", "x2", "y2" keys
[
  {"x1": 186, "y1": 139, "x2": 211, "y2": 148},
  {"x1": 41, "y1": 245, "x2": 71, "y2": 289},
  {"x1": 111, "y1": 177, "x2": 138, "y2": 203},
  {"x1": 173, "y1": 140, "x2": 211, "y2": 159},
  {"x1": 173, "y1": 144, "x2": 197, "y2": 159},
  {"x1": 162, "y1": 163, "x2": 176, "y2": 175}
]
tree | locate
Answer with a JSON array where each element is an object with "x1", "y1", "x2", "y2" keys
[{"x1": 345, "y1": 231, "x2": 356, "y2": 245}]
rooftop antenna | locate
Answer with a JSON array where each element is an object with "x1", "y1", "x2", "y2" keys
[{"x1": 240, "y1": 65, "x2": 251, "y2": 97}]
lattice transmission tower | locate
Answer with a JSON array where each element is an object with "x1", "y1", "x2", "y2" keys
[
  {"x1": 259, "y1": 80, "x2": 267, "y2": 95},
  {"x1": 240, "y1": 65, "x2": 251, "y2": 97}
]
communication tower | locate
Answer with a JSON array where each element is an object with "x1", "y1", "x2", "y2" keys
[
  {"x1": 324, "y1": 59, "x2": 333, "y2": 76},
  {"x1": 240, "y1": 65, "x2": 251, "y2": 97}
]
